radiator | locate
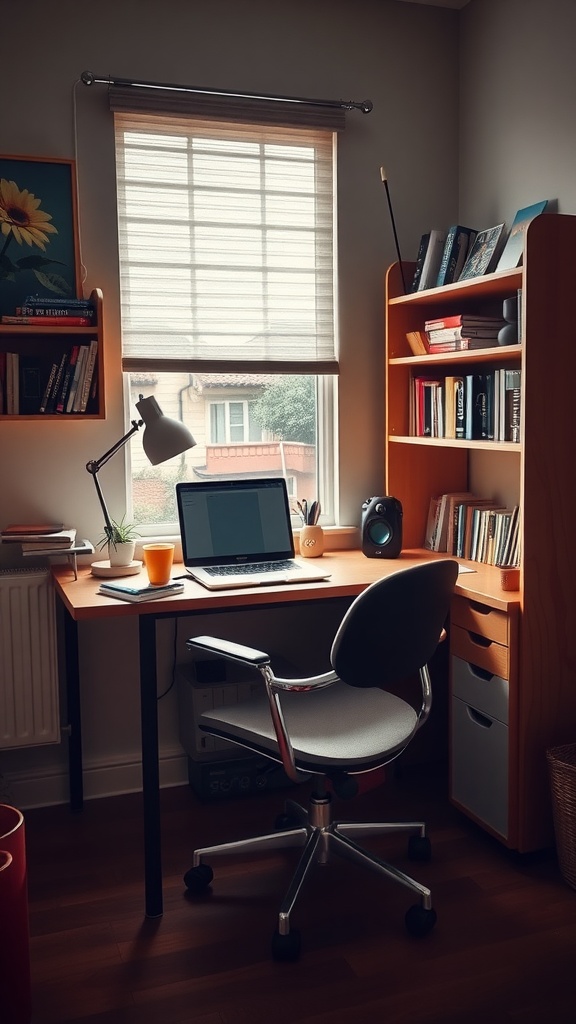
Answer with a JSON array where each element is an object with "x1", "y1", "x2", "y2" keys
[{"x1": 0, "y1": 568, "x2": 60, "y2": 749}]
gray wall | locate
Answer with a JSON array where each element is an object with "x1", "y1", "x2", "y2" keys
[{"x1": 2, "y1": 0, "x2": 575, "y2": 806}]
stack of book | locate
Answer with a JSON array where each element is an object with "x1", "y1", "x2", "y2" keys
[
  {"x1": 424, "y1": 314, "x2": 506, "y2": 352},
  {"x1": 1, "y1": 296, "x2": 96, "y2": 326},
  {"x1": 0, "y1": 524, "x2": 77, "y2": 552},
  {"x1": 97, "y1": 579, "x2": 185, "y2": 603}
]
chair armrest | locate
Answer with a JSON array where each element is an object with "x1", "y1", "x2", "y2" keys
[{"x1": 187, "y1": 635, "x2": 270, "y2": 667}]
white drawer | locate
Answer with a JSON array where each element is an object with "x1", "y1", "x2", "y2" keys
[{"x1": 452, "y1": 655, "x2": 508, "y2": 725}]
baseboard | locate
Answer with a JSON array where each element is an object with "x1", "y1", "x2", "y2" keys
[{"x1": 3, "y1": 749, "x2": 190, "y2": 809}]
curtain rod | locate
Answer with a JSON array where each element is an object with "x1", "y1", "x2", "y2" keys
[{"x1": 80, "y1": 71, "x2": 373, "y2": 113}]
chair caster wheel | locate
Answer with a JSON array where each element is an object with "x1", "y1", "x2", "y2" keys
[
  {"x1": 405, "y1": 904, "x2": 437, "y2": 937},
  {"x1": 271, "y1": 927, "x2": 301, "y2": 962},
  {"x1": 408, "y1": 834, "x2": 431, "y2": 861},
  {"x1": 183, "y1": 863, "x2": 213, "y2": 893}
]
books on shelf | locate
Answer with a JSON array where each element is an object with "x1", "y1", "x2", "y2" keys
[
  {"x1": 410, "y1": 233, "x2": 431, "y2": 292},
  {"x1": 458, "y1": 224, "x2": 506, "y2": 281},
  {"x1": 424, "y1": 314, "x2": 507, "y2": 331},
  {"x1": 436, "y1": 226, "x2": 477, "y2": 288},
  {"x1": 410, "y1": 368, "x2": 522, "y2": 442},
  {"x1": 97, "y1": 579, "x2": 185, "y2": 603},
  {"x1": 496, "y1": 201, "x2": 549, "y2": 272},
  {"x1": 2, "y1": 522, "x2": 65, "y2": 535},
  {"x1": 424, "y1": 494, "x2": 520, "y2": 566}
]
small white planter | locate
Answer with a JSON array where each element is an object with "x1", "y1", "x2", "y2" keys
[{"x1": 108, "y1": 540, "x2": 136, "y2": 567}]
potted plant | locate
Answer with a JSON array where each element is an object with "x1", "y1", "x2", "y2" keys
[{"x1": 97, "y1": 516, "x2": 140, "y2": 567}]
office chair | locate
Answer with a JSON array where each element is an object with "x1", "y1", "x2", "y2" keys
[{"x1": 183, "y1": 558, "x2": 459, "y2": 961}]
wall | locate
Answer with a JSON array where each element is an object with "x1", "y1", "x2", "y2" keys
[{"x1": 1, "y1": 0, "x2": 462, "y2": 805}]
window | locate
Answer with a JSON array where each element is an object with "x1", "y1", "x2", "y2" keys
[{"x1": 113, "y1": 102, "x2": 340, "y2": 528}]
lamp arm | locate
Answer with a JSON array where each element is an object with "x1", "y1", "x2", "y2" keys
[{"x1": 85, "y1": 419, "x2": 142, "y2": 542}]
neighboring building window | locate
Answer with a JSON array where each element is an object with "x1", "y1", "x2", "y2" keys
[{"x1": 113, "y1": 103, "x2": 339, "y2": 529}]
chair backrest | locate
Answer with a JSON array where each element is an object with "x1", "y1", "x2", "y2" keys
[{"x1": 330, "y1": 559, "x2": 459, "y2": 688}]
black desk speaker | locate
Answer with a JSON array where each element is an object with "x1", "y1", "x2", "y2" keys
[{"x1": 361, "y1": 496, "x2": 403, "y2": 558}]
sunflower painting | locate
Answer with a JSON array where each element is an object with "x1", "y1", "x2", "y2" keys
[{"x1": 0, "y1": 156, "x2": 80, "y2": 316}]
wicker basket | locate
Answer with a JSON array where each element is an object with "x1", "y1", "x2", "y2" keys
[{"x1": 546, "y1": 743, "x2": 576, "y2": 890}]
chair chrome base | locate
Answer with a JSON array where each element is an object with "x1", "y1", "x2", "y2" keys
[{"x1": 189, "y1": 789, "x2": 435, "y2": 952}]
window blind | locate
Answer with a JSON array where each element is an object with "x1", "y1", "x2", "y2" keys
[{"x1": 113, "y1": 108, "x2": 339, "y2": 374}]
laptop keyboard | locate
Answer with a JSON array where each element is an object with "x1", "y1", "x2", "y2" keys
[{"x1": 204, "y1": 559, "x2": 298, "y2": 577}]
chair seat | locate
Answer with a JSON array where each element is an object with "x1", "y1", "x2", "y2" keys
[{"x1": 200, "y1": 680, "x2": 418, "y2": 772}]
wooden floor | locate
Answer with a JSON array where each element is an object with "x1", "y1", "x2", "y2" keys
[{"x1": 21, "y1": 764, "x2": 576, "y2": 1024}]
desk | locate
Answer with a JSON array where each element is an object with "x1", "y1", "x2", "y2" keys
[{"x1": 52, "y1": 550, "x2": 509, "y2": 917}]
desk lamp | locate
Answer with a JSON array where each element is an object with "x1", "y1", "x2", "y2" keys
[{"x1": 86, "y1": 394, "x2": 196, "y2": 545}]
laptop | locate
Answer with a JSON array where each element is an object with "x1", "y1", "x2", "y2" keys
[{"x1": 176, "y1": 477, "x2": 331, "y2": 590}]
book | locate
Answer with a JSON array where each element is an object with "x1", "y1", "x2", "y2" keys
[
  {"x1": 410, "y1": 233, "x2": 430, "y2": 292},
  {"x1": 97, "y1": 580, "x2": 185, "y2": 603},
  {"x1": 457, "y1": 224, "x2": 506, "y2": 281},
  {"x1": 426, "y1": 337, "x2": 500, "y2": 352},
  {"x1": 504, "y1": 369, "x2": 522, "y2": 442},
  {"x1": 39, "y1": 360, "x2": 60, "y2": 414},
  {"x1": 18, "y1": 305, "x2": 94, "y2": 319},
  {"x1": 1, "y1": 315, "x2": 94, "y2": 326},
  {"x1": 56, "y1": 345, "x2": 80, "y2": 413},
  {"x1": 77, "y1": 340, "x2": 98, "y2": 413},
  {"x1": 2, "y1": 522, "x2": 65, "y2": 535},
  {"x1": 434, "y1": 492, "x2": 474, "y2": 552},
  {"x1": 24, "y1": 295, "x2": 92, "y2": 308},
  {"x1": 1, "y1": 527, "x2": 77, "y2": 547},
  {"x1": 18, "y1": 354, "x2": 55, "y2": 415},
  {"x1": 417, "y1": 229, "x2": 446, "y2": 291},
  {"x1": 424, "y1": 314, "x2": 507, "y2": 331},
  {"x1": 496, "y1": 201, "x2": 549, "y2": 271},
  {"x1": 423, "y1": 495, "x2": 442, "y2": 551},
  {"x1": 66, "y1": 345, "x2": 89, "y2": 413},
  {"x1": 464, "y1": 373, "x2": 489, "y2": 440},
  {"x1": 405, "y1": 330, "x2": 429, "y2": 356},
  {"x1": 44, "y1": 351, "x2": 69, "y2": 414},
  {"x1": 426, "y1": 325, "x2": 504, "y2": 342},
  {"x1": 436, "y1": 226, "x2": 477, "y2": 287}
]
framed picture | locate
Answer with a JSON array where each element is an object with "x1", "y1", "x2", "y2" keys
[{"x1": 0, "y1": 155, "x2": 81, "y2": 317}]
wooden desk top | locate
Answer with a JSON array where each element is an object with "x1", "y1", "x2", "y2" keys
[{"x1": 51, "y1": 549, "x2": 519, "y2": 621}]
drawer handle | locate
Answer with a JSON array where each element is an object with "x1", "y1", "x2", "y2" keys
[
  {"x1": 467, "y1": 707, "x2": 493, "y2": 729},
  {"x1": 467, "y1": 631, "x2": 492, "y2": 648},
  {"x1": 468, "y1": 601, "x2": 491, "y2": 616},
  {"x1": 467, "y1": 664, "x2": 494, "y2": 682}
]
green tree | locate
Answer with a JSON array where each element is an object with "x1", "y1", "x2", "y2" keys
[{"x1": 253, "y1": 376, "x2": 316, "y2": 444}]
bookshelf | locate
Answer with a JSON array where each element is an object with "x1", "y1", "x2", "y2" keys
[
  {"x1": 0, "y1": 288, "x2": 104, "y2": 419},
  {"x1": 385, "y1": 213, "x2": 576, "y2": 853}
]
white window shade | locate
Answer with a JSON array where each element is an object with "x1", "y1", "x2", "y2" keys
[{"x1": 113, "y1": 111, "x2": 339, "y2": 374}]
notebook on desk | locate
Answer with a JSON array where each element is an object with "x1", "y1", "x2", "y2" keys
[{"x1": 176, "y1": 477, "x2": 331, "y2": 590}]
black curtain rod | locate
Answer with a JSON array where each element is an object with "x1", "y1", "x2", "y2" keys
[{"x1": 80, "y1": 71, "x2": 373, "y2": 113}]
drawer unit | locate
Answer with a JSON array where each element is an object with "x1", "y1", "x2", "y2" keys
[
  {"x1": 451, "y1": 596, "x2": 510, "y2": 646},
  {"x1": 451, "y1": 624, "x2": 509, "y2": 680},
  {"x1": 450, "y1": 654, "x2": 510, "y2": 839},
  {"x1": 451, "y1": 694, "x2": 509, "y2": 839}
]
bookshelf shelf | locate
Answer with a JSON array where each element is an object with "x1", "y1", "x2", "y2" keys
[
  {"x1": 0, "y1": 288, "x2": 105, "y2": 420},
  {"x1": 385, "y1": 213, "x2": 576, "y2": 854}
]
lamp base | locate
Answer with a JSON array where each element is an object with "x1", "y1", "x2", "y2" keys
[{"x1": 91, "y1": 559, "x2": 143, "y2": 578}]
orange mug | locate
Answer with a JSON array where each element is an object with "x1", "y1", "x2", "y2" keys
[{"x1": 142, "y1": 543, "x2": 175, "y2": 585}]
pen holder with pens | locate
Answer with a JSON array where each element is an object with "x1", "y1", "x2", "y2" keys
[{"x1": 294, "y1": 498, "x2": 324, "y2": 557}]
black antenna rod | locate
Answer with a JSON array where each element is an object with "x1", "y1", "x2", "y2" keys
[{"x1": 380, "y1": 166, "x2": 407, "y2": 294}]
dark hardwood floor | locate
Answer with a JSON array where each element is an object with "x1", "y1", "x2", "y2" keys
[{"x1": 22, "y1": 763, "x2": 576, "y2": 1024}]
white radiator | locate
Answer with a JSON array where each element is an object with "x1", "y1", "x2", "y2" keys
[{"x1": 0, "y1": 568, "x2": 60, "y2": 748}]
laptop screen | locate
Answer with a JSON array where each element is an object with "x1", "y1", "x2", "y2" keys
[{"x1": 176, "y1": 478, "x2": 296, "y2": 568}]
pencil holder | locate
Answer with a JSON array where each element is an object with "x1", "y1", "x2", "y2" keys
[{"x1": 299, "y1": 525, "x2": 324, "y2": 558}]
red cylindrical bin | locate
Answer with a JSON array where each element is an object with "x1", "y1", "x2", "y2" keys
[{"x1": 0, "y1": 804, "x2": 31, "y2": 1024}]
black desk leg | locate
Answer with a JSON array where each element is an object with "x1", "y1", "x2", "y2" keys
[
  {"x1": 139, "y1": 615, "x2": 163, "y2": 918},
  {"x1": 63, "y1": 607, "x2": 83, "y2": 812}
]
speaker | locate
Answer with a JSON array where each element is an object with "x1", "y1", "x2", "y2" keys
[{"x1": 361, "y1": 496, "x2": 403, "y2": 558}]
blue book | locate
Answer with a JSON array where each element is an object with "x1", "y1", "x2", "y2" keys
[{"x1": 436, "y1": 226, "x2": 477, "y2": 287}]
